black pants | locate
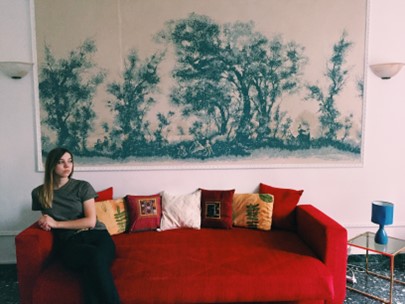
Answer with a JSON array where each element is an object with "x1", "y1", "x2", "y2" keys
[{"x1": 56, "y1": 229, "x2": 120, "y2": 304}]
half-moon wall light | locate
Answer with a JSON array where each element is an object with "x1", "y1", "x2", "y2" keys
[
  {"x1": 0, "y1": 61, "x2": 33, "y2": 79},
  {"x1": 370, "y1": 63, "x2": 404, "y2": 80}
]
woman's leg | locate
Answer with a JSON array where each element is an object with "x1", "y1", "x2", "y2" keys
[
  {"x1": 57, "y1": 230, "x2": 120, "y2": 304},
  {"x1": 82, "y1": 230, "x2": 119, "y2": 304}
]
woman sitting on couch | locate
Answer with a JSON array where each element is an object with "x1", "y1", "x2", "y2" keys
[{"x1": 31, "y1": 147, "x2": 120, "y2": 304}]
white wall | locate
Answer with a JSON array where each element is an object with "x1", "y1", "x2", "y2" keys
[{"x1": 1, "y1": 0, "x2": 405, "y2": 263}]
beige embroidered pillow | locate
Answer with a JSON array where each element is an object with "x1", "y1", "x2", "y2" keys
[
  {"x1": 95, "y1": 198, "x2": 128, "y2": 235},
  {"x1": 232, "y1": 193, "x2": 274, "y2": 231}
]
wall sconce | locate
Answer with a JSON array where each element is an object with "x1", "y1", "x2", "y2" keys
[
  {"x1": 370, "y1": 63, "x2": 404, "y2": 80},
  {"x1": 0, "y1": 61, "x2": 33, "y2": 79}
]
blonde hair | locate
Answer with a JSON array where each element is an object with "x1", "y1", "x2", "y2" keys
[{"x1": 38, "y1": 147, "x2": 74, "y2": 208}]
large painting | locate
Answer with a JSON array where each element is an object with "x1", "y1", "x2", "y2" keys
[{"x1": 32, "y1": 0, "x2": 368, "y2": 170}]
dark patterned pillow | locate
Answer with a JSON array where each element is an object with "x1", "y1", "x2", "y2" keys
[
  {"x1": 126, "y1": 194, "x2": 162, "y2": 232},
  {"x1": 200, "y1": 189, "x2": 235, "y2": 229}
]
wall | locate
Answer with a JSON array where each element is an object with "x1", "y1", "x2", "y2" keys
[{"x1": 1, "y1": 0, "x2": 405, "y2": 263}]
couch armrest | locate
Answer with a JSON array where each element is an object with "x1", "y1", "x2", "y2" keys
[
  {"x1": 15, "y1": 223, "x2": 54, "y2": 304},
  {"x1": 296, "y1": 204, "x2": 347, "y2": 304}
]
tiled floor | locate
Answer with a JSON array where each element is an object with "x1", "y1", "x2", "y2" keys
[
  {"x1": 0, "y1": 264, "x2": 18, "y2": 304},
  {"x1": 1, "y1": 255, "x2": 404, "y2": 303},
  {"x1": 345, "y1": 254, "x2": 405, "y2": 304}
]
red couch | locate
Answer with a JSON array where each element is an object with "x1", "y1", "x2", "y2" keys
[{"x1": 15, "y1": 204, "x2": 347, "y2": 304}]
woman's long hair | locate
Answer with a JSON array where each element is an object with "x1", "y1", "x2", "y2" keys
[{"x1": 39, "y1": 147, "x2": 74, "y2": 208}]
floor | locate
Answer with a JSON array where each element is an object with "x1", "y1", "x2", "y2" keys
[
  {"x1": 0, "y1": 264, "x2": 18, "y2": 304},
  {"x1": 345, "y1": 254, "x2": 405, "y2": 304},
  {"x1": 1, "y1": 255, "x2": 404, "y2": 303}
]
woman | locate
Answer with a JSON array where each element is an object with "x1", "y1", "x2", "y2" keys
[{"x1": 31, "y1": 147, "x2": 120, "y2": 304}]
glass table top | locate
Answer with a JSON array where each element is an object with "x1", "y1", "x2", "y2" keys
[{"x1": 348, "y1": 232, "x2": 405, "y2": 256}]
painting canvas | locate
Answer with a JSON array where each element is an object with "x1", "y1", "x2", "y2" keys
[{"x1": 32, "y1": 0, "x2": 368, "y2": 170}]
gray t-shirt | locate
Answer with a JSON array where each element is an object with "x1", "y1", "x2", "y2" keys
[{"x1": 32, "y1": 178, "x2": 106, "y2": 240}]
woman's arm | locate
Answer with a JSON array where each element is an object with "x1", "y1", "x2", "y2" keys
[{"x1": 38, "y1": 198, "x2": 97, "y2": 231}]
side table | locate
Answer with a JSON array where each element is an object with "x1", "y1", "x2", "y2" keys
[{"x1": 347, "y1": 232, "x2": 405, "y2": 304}]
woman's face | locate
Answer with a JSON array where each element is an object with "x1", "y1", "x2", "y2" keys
[{"x1": 54, "y1": 152, "x2": 73, "y2": 179}]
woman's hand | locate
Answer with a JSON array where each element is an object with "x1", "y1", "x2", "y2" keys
[
  {"x1": 37, "y1": 199, "x2": 96, "y2": 231},
  {"x1": 38, "y1": 214, "x2": 57, "y2": 231}
]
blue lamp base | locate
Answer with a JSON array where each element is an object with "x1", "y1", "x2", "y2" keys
[{"x1": 375, "y1": 225, "x2": 388, "y2": 244}]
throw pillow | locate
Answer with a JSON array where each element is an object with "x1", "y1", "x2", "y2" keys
[
  {"x1": 200, "y1": 188, "x2": 235, "y2": 229},
  {"x1": 259, "y1": 183, "x2": 304, "y2": 231},
  {"x1": 95, "y1": 187, "x2": 113, "y2": 202},
  {"x1": 95, "y1": 198, "x2": 128, "y2": 235},
  {"x1": 159, "y1": 190, "x2": 202, "y2": 231},
  {"x1": 126, "y1": 194, "x2": 162, "y2": 232},
  {"x1": 232, "y1": 193, "x2": 274, "y2": 231}
]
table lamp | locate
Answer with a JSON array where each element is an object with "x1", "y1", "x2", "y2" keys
[{"x1": 371, "y1": 201, "x2": 394, "y2": 245}]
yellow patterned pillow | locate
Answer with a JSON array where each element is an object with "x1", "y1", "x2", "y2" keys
[
  {"x1": 232, "y1": 193, "x2": 274, "y2": 231},
  {"x1": 95, "y1": 198, "x2": 128, "y2": 235}
]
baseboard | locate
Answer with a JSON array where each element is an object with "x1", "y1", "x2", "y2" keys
[
  {"x1": 0, "y1": 231, "x2": 20, "y2": 236},
  {"x1": 0, "y1": 259, "x2": 17, "y2": 265}
]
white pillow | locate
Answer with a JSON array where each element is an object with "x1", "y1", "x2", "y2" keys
[{"x1": 159, "y1": 190, "x2": 202, "y2": 231}]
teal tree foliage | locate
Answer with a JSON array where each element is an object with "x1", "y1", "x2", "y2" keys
[
  {"x1": 39, "y1": 39, "x2": 105, "y2": 155},
  {"x1": 305, "y1": 31, "x2": 358, "y2": 152},
  {"x1": 159, "y1": 13, "x2": 307, "y2": 158},
  {"x1": 106, "y1": 50, "x2": 165, "y2": 158},
  {"x1": 154, "y1": 111, "x2": 175, "y2": 151},
  {"x1": 39, "y1": 15, "x2": 362, "y2": 161},
  {"x1": 250, "y1": 35, "x2": 307, "y2": 143},
  {"x1": 161, "y1": 14, "x2": 235, "y2": 158}
]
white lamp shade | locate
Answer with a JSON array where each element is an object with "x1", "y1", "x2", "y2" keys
[
  {"x1": 0, "y1": 61, "x2": 33, "y2": 79},
  {"x1": 370, "y1": 63, "x2": 404, "y2": 79}
]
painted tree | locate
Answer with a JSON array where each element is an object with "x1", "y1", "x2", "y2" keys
[
  {"x1": 249, "y1": 35, "x2": 306, "y2": 142},
  {"x1": 220, "y1": 21, "x2": 270, "y2": 143},
  {"x1": 306, "y1": 32, "x2": 353, "y2": 142},
  {"x1": 107, "y1": 50, "x2": 164, "y2": 158},
  {"x1": 163, "y1": 14, "x2": 233, "y2": 146},
  {"x1": 153, "y1": 111, "x2": 175, "y2": 151},
  {"x1": 271, "y1": 106, "x2": 290, "y2": 143},
  {"x1": 160, "y1": 13, "x2": 306, "y2": 154},
  {"x1": 39, "y1": 39, "x2": 105, "y2": 154},
  {"x1": 171, "y1": 80, "x2": 232, "y2": 141}
]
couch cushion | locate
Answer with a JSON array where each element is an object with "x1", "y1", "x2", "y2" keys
[
  {"x1": 95, "y1": 187, "x2": 113, "y2": 202},
  {"x1": 126, "y1": 194, "x2": 162, "y2": 232},
  {"x1": 112, "y1": 229, "x2": 334, "y2": 303},
  {"x1": 200, "y1": 188, "x2": 235, "y2": 229},
  {"x1": 159, "y1": 190, "x2": 201, "y2": 231},
  {"x1": 259, "y1": 183, "x2": 304, "y2": 230},
  {"x1": 31, "y1": 229, "x2": 333, "y2": 304},
  {"x1": 232, "y1": 193, "x2": 274, "y2": 230},
  {"x1": 95, "y1": 198, "x2": 128, "y2": 235}
]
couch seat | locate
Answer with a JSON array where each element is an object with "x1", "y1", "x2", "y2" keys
[{"x1": 112, "y1": 228, "x2": 333, "y2": 303}]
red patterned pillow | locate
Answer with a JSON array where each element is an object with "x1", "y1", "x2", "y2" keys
[
  {"x1": 95, "y1": 187, "x2": 113, "y2": 202},
  {"x1": 200, "y1": 189, "x2": 235, "y2": 229},
  {"x1": 259, "y1": 183, "x2": 303, "y2": 231},
  {"x1": 126, "y1": 194, "x2": 162, "y2": 232}
]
